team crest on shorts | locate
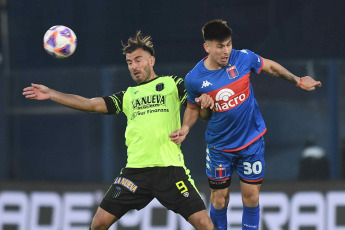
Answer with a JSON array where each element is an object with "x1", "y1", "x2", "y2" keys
[
  {"x1": 112, "y1": 186, "x2": 122, "y2": 198},
  {"x1": 215, "y1": 165, "x2": 226, "y2": 178},
  {"x1": 226, "y1": 65, "x2": 239, "y2": 79}
]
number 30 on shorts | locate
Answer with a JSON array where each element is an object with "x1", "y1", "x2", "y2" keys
[{"x1": 243, "y1": 161, "x2": 262, "y2": 175}]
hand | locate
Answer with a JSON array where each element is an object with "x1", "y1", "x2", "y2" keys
[
  {"x1": 298, "y1": 76, "x2": 322, "y2": 91},
  {"x1": 22, "y1": 83, "x2": 51, "y2": 100},
  {"x1": 169, "y1": 129, "x2": 188, "y2": 145},
  {"x1": 195, "y1": 94, "x2": 214, "y2": 109}
]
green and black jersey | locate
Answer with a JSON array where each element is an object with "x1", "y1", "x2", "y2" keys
[{"x1": 103, "y1": 76, "x2": 187, "y2": 168}]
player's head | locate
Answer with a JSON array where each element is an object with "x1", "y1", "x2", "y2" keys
[
  {"x1": 122, "y1": 31, "x2": 156, "y2": 84},
  {"x1": 202, "y1": 19, "x2": 233, "y2": 68}
]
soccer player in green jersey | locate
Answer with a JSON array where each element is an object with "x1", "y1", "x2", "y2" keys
[{"x1": 23, "y1": 31, "x2": 214, "y2": 230}]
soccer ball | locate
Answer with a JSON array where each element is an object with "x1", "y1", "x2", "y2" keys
[{"x1": 43, "y1": 25, "x2": 77, "y2": 59}]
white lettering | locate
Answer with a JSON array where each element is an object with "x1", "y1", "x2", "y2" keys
[
  {"x1": 62, "y1": 192, "x2": 94, "y2": 230},
  {"x1": 326, "y1": 191, "x2": 345, "y2": 230},
  {"x1": 214, "y1": 93, "x2": 246, "y2": 111},
  {"x1": 29, "y1": 192, "x2": 61, "y2": 230},
  {"x1": 0, "y1": 190, "x2": 345, "y2": 229},
  {"x1": 119, "y1": 210, "x2": 142, "y2": 227},
  {"x1": 0, "y1": 191, "x2": 28, "y2": 230},
  {"x1": 260, "y1": 192, "x2": 289, "y2": 230},
  {"x1": 141, "y1": 198, "x2": 177, "y2": 230},
  {"x1": 290, "y1": 192, "x2": 325, "y2": 230}
]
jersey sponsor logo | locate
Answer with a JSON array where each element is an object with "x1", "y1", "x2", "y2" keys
[
  {"x1": 226, "y1": 65, "x2": 239, "y2": 79},
  {"x1": 215, "y1": 88, "x2": 235, "y2": 101},
  {"x1": 207, "y1": 74, "x2": 250, "y2": 112},
  {"x1": 215, "y1": 165, "x2": 226, "y2": 178},
  {"x1": 213, "y1": 88, "x2": 246, "y2": 112},
  {"x1": 131, "y1": 94, "x2": 166, "y2": 110},
  {"x1": 201, "y1": 80, "x2": 213, "y2": 88},
  {"x1": 114, "y1": 177, "x2": 138, "y2": 193}
]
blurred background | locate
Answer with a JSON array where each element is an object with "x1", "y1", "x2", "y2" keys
[{"x1": 0, "y1": 0, "x2": 345, "y2": 229}]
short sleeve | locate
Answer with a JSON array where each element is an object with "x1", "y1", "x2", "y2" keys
[
  {"x1": 102, "y1": 91, "x2": 125, "y2": 114},
  {"x1": 185, "y1": 73, "x2": 199, "y2": 106},
  {"x1": 172, "y1": 76, "x2": 187, "y2": 106},
  {"x1": 243, "y1": 49, "x2": 263, "y2": 75}
]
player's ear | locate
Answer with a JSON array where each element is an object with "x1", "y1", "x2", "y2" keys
[
  {"x1": 150, "y1": 56, "x2": 155, "y2": 67},
  {"x1": 203, "y1": 42, "x2": 210, "y2": 53}
]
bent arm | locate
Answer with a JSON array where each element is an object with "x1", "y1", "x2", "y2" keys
[
  {"x1": 23, "y1": 83, "x2": 108, "y2": 113},
  {"x1": 181, "y1": 104, "x2": 201, "y2": 134},
  {"x1": 199, "y1": 108, "x2": 212, "y2": 121}
]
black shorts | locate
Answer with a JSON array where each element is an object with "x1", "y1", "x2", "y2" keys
[{"x1": 100, "y1": 166, "x2": 206, "y2": 220}]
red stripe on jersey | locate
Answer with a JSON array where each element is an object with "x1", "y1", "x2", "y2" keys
[
  {"x1": 187, "y1": 101, "x2": 197, "y2": 107},
  {"x1": 207, "y1": 73, "x2": 251, "y2": 112},
  {"x1": 257, "y1": 56, "x2": 264, "y2": 74},
  {"x1": 220, "y1": 128, "x2": 267, "y2": 152},
  {"x1": 208, "y1": 176, "x2": 231, "y2": 181},
  {"x1": 240, "y1": 177, "x2": 263, "y2": 183}
]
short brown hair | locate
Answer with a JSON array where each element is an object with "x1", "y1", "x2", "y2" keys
[{"x1": 122, "y1": 31, "x2": 155, "y2": 56}]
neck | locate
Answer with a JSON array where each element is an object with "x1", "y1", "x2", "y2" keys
[{"x1": 204, "y1": 57, "x2": 223, "y2": 70}]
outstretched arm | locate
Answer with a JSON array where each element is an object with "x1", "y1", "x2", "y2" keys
[
  {"x1": 22, "y1": 83, "x2": 108, "y2": 113},
  {"x1": 262, "y1": 58, "x2": 322, "y2": 91}
]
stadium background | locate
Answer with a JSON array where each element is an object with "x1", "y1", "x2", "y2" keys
[{"x1": 0, "y1": 0, "x2": 345, "y2": 229}]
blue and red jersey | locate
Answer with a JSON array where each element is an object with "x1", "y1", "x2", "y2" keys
[{"x1": 185, "y1": 49, "x2": 267, "y2": 151}]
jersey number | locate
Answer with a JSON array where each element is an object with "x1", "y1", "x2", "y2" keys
[
  {"x1": 243, "y1": 161, "x2": 262, "y2": 175},
  {"x1": 176, "y1": 181, "x2": 188, "y2": 194}
]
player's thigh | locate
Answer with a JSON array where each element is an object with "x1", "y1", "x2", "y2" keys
[
  {"x1": 154, "y1": 167, "x2": 206, "y2": 220},
  {"x1": 236, "y1": 138, "x2": 265, "y2": 184},
  {"x1": 206, "y1": 146, "x2": 235, "y2": 189},
  {"x1": 91, "y1": 207, "x2": 117, "y2": 229}
]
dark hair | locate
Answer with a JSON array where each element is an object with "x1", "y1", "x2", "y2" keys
[
  {"x1": 122, "y1": 31, "x2": 155, "y2": 56},
  {"x1": 202, "y1": 19, "x2": 232, "y2": 42}
]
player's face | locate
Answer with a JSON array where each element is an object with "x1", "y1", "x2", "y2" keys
[
  {"x1": 204, "y1": 38, "x2": 232, "y2": 69},
  {"x1": 126, "y1": 48, "x2": 155, "y2": 84}
]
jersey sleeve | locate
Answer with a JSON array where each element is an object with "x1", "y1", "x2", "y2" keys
[
  {"x1": 244, "y1": 49, "x2": 264, "y2": 75},
  {"x1": 172, "y1": 76, "x2": 187, "y2": 106},
  {"x1": 185, "y1": 73, "x2": 199, "y2": 106},
  {"x1": 102, "y1": 91, "x2": 125, "y2": 114}
]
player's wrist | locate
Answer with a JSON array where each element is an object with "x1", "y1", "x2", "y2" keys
[
  {"x1": 181, "y1": 126, "x2": 190, "y2": 135},
  {"x1": 296, "y1": 77, "x2": 303, "y2": 87}
]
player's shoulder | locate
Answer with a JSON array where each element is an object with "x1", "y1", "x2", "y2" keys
[
  {"x1": 159, "y1": 75, "x2": 184, "y2": 84},
  {"x1": 185, "y1": 58, "x2": 204, "y2": 81},
  {"x1": 232, "y1": 49, "x2": 255, "y2": 58}
]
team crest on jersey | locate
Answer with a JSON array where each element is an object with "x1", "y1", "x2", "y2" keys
[
  {"x1": 156, "y1": 83, "x2": 164, "y2": 91},
  {"x1": 215, "y1": 165, "x2": 226, "y2": 178},
  {"x1": 226, "y1": 65, "x2": 239, "y2": 79}
]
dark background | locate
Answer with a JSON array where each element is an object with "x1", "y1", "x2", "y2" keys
[{"x1": 0, "y1": 0, "x2": 344, "y2": 183}]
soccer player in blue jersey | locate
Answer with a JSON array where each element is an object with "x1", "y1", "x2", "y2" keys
[{"x1": 170, "y1": 19, "x2": 322, "y2": 229}]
